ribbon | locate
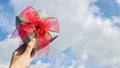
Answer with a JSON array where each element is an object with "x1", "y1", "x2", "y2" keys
[{"x1": 15, "y1": 6, "x2": 59, "y2": 55}]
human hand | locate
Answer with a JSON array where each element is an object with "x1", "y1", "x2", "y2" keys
[{"x1": 9, "y1": 38, "x2": 36, "y2": 68}]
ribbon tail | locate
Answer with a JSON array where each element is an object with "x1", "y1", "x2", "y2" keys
[
  {"x1": 10, "y1": 28, "x2": 17, "y2": 38},
  {"x1": 45, "y1": 45, "x2": 50, "y2": 57}
]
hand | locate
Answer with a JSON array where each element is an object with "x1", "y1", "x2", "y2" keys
[{"x1": 9, "y1": 38, "x2": 36, "y2": 68}]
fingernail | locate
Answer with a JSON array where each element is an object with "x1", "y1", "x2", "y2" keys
[{"x1": 32, "y1": 38, "x2": 36, "y2": 45}]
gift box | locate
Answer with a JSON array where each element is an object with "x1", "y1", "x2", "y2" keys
[{"x1": 11, "y1": 6, "x2": 59, "y2": 56}]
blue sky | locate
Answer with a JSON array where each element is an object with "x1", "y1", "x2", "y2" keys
[
  {"x1": 95, "y1": 0, "x2": 120, "y2": 18},
  {"x1": 1, "y1": 0, "x2": 120, "y2": 68},
  {"x1": 0, "y1": 0, "x2": 15, "y2": 41}
]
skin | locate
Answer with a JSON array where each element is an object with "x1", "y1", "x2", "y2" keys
[{"x1": 9, "y1": 38, "x2": 36, "y2": 68}]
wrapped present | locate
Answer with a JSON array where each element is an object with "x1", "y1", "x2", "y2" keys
[{"x1": 11, "y1": 6, "x2": 59, "y2": 56}]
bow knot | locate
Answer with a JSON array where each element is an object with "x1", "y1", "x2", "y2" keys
[{"x1": 36, "y1": 25, "x2": 40, "y2": 29}]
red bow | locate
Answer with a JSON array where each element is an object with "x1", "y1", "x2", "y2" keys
[{"x1": 15, "y1": 6, "x2": 59, "y2": 55}]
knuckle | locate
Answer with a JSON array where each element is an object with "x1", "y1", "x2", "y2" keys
[
  {"x1": 13, "y1": 51, "x2": 17, "y2": 55},
  {"x1": 27, "y1": 44, "x2": 33, "y2": 49},
  {"x1": 26, "y1": 44, "x2": 33, "y2": 51}
]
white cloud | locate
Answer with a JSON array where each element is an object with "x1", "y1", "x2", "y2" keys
[
  {"x1": 0, "y1": 15, "x2": 14, "y2": 33},
  {"x1": 116, "y1": 0, "x2": 120, "y2": 6},
  {"x1": 0, "y1": 65, "x2": 9, "y2": 68},
  {"x1": 0, "y1": 5, "x2": 15, "y2": 34},
  {"x1": 30, "y1": 47, "x2": 82, "y2": 68},
  {"x1": 0, "y1": 0, "x2": 119, "y2": 67},
  {"x1": 0, "y1": 37, "x2": 21, "y2": 65},
  {"x1": 30, "y1": 60, "x2": 50, "y2": 68},
  {"x1": 112, "y1": 16, "x2": 120, "y2": 24}
]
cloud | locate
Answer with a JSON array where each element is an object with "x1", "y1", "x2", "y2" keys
[
  {"x1": 0, "y1": 37, "x2": 21, "y2": 65},
  {"x1": 0, "y1": 65, "x2": 9, "y2": 68},
  {"x1": 116, "y1": 0, "x2": 120, "y2": 6},
  {"x1": 30, "y1": 47, "x2": 83, "y2": 68},
  {"x1": 0, "y1": 4, "x2": 15, "y2": 34},
  {"x1": 0, "y1": 0, "x2": 119, "y2": 67},
  {"x1": 0, "y1": 15, "x2": 13, "y2": 33},
  {"x1": 30, "y1": 60, "x2": 50, "y2": 68},
  {"x1": 112, "y1": 16, "x2": 120, "y2": 27}
]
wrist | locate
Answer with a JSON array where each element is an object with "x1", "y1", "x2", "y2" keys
[{"x1": 9, "y1": 63, "x2": 28, "y2": 68}]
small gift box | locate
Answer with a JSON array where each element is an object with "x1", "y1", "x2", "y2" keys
[{"x1": 12, "y1": 6, "x2": 59, "y2": 56}]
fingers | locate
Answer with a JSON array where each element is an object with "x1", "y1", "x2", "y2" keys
[
  {"x1": 13, "y1": 45, "x2": 26, "y2": 56},
  {"x1": 23, "y1": 38, "x2": 36, "y2": 55}
]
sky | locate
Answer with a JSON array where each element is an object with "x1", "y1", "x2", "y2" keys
[{"x1": 0, "y1": 0, "x2": 120, "y2": 68}]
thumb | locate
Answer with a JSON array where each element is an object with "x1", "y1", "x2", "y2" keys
[{"x1": 24, "y1": 38, "x2": 36, "y2": 55}]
